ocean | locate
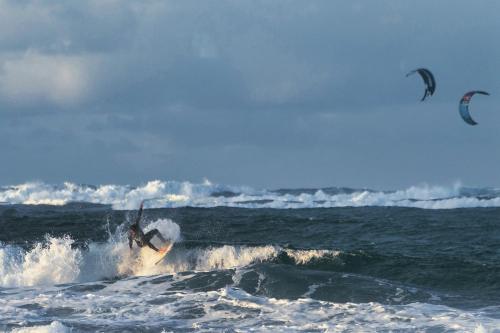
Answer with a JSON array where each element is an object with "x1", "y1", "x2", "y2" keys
[{"x1": 1, "y1": 180, "x2": 500, "y2": 332}]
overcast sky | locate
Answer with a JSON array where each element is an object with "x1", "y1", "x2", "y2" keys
[{"x1": 1, "y1": 0, "x2": 500, "y2": 189}]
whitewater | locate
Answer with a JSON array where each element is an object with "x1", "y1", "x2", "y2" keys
[
  {"x1": 2, "y1": 180, "x2": 500, "y2": 210},
  {"x1": 2, "y1": 180, "x2": 500, "y2": 332}
]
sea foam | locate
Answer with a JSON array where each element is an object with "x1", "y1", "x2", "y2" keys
[
  {"x1": 1, "y1": 180, "x2": 499, "y2": 210},
  {"x1": 11, "y1": 322, "x2": 70, "y2": 333}
]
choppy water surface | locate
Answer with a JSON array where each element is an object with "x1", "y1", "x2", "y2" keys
[{"x1": 1, "y1": 182, "x2": 500, "y2": 332}]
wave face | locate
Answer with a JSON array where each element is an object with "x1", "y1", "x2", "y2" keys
[
  {"x1": 2, "y1": 180, "x2": 500, "y2": 209},
  {"x1": 3, "y1": 194, "x2": 500, "y2": 331}
]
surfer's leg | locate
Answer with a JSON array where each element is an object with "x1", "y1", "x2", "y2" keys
[
  {"x1": 144, "y1": 229, "x2": 167, "y2": 243},
  {"x1": 146, "y1": 242, "x2": 159, "y2": 252},
  {"x1": 156, "y1": 231, "x2": 167, "y2": 243}
]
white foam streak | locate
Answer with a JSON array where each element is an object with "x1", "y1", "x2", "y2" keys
[{"x1": 11, "y1": 321, "x2": 70, "y2": 333}]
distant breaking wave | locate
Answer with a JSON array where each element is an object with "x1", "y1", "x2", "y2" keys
[{"x1": 1, "y1": 180, "x2": 500, "y2": 210}]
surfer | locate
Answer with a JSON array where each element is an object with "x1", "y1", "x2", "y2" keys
[{"x1": 128, "y1": 201, "x2": 168, "y2": 252}]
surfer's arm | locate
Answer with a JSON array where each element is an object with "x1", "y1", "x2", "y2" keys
[{"x1": 134, "y1": 201, "x2": 144, "y2": 226}]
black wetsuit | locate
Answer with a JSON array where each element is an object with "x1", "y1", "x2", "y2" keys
[{"x1": 128, "y1": 203, "x2": 166, "y2": 252}]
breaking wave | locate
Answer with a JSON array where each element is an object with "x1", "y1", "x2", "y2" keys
[
  {"x1": 0, "y1": 218, "x2": 341, "y2": 288},
  {"x1": 2, "y1": 180, "x2": 500, "y2": 210}
]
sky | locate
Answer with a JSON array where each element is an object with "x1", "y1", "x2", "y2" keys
[{"x1": 1, "y1": 0, "x2": 500, "y2": 190}]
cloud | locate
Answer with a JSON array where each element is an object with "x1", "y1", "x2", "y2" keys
[
  {"x1": 0, "y1": 50, "x2": 96, "y2": 107},
  {"x1": 1, "y1": 1, "x2": 497, "y2": 113}
]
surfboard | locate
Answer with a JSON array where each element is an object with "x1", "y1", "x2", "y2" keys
[{"x1": 154, "y1": 242, "x2": 174, "y2": 265}]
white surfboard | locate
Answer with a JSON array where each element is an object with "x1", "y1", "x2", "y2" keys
[{"x1": 154, "y1": 242, "x2": 174, "y2": 265}]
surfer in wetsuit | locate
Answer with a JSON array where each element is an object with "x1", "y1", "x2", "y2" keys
[{"x1": 128, "y1": 201, "x2": 167, "y2": 252}]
